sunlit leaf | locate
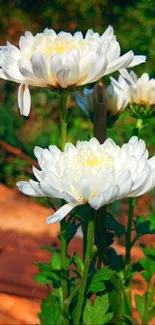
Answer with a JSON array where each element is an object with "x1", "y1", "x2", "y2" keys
[
  {"x1": 39, "y1": 293, "x2": 64, "y2": 325},
  {"x1": 88, "y1": 266, "x2": 115, "y2": 293},
  {"x1": 83, "y1": 294, "x2": 113, "y2": 325}
]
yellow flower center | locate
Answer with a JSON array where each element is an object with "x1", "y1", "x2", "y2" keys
[
  {"x1": 28, "y1": 38, "x2": 85, "y2": 60},
  {"x1": 37, "y1": 43, "x2": 76, "y2": 57},
  {"x1": 78, "y1": 149, "x2": 114, "y2": 168}
]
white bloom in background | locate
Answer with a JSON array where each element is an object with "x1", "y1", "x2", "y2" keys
[
  {"x1": 128, "y1": 72, "x2": 155, "y2": 106},
  {"x1": 0, "y1": 27, "x2": 146, "y2": 116},
  {"x1": 110, "y1": 72, "x2": 155, "y2": 107},
  {"x1": 17, "y1": 136, "x2": 155, "y2": 224},
  {"x1": 75, "y1": 76, "x2": 129, "y2": 121},
  {"x1": 106, "y1": 75, "x2": 130, "y2": 116}
]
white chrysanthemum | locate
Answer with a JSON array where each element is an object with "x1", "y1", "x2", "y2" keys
[
  {"x1": 111, "y1": 72, "x2": 155, "y2": 107},
  {"x1": 17, "y1": 136, "x2": 155, "y2": 224},
  {"x1": 128, "y1": 72, "x2": 155, "y2": 106},
  {"x1": 0, "y1": 27, "x2": 146, "y2": 116}
]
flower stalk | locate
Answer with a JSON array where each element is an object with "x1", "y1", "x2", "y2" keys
[
  {"x1": 60, "y1": 91, "x2": 69, "y2": 323},
  {"x1": 142, "y1": 281, "x2": 153, "y2": 324},
  {"x1": 123, "y1": 197, "x2": 136, "y2": 315},
  {"x1": 125, "y1": 198, "x2": 135, "y2": 265},
  {"x1": 60, "y1": 91, "x2": 68, "y2": 151},
  {"x1": 94, "y1": 82, "x2": 108, "y2": 267},
  {"x1": 74, "y1": 208, "x2": 95, "y2": 324},
  {"x1": 123, "y1": 116, "x2": 145, "y2": 315}
]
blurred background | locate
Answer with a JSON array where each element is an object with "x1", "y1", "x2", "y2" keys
[
  {"x1": 0, "y1": 0, "x2": 155, "y2": 190},
  {"x1": 0, "y1": 0, "x2": 155, "y2": 323}
]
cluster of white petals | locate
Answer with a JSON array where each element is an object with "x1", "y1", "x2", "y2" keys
[
  {"x1": 128, "y1": 72, "x2": 155, "y2": 106},
  {"x1": 106, "y1": 76, "x2": 129, "y2": 115},
  {"x1": 111, "y1": 72, "x2": 155, "y2": 109},
  {"x1": 17, "y1": 136, "x2": 155, "y2": 224},
  {"x1": 0, "y1": 27, "x2": 146, "y2": 116}
]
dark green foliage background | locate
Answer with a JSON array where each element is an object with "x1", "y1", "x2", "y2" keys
[{"x1": 0, "y1": 0, "x2": 155, "y2": 187}]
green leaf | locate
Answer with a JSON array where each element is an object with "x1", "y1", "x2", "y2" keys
[
  {"x1": 148, "y1": 308, "x2": 155, "y2": 323},
  {"x1": 141, "y1": 270, "x2": 151, "y2": 282},
  {"x1": 74, "y1": 204, "x2": 91, "y2": 219},
  {"x1": 34, "y1": 270, "x2": 61, "y2": 287},
  {"x1": 104, "y1": 213, "x2": 125, "y2": 237},
  {"x1": 142, "y1": 245, "x2": 155, "y2": 258},
  {"x1": 134, "y1": 214, "x2": 155, "y2": 236},
  {"x1": 66, "y1": 222, "x2": 81, "y2": 244},
  {"x1": 135, "y1": 294, "x2": 145, "y2": 321},
  {"x1": 106, "y1": 231, "x2": 115, "y2": 246},
  {"x1": 139, "y1": 247, "x2": 155, "y2": 282},
  {"x1": 131, "y1": 261, "x2": 144, "y2": 274},
  {"x1": 120, "y1": 315, "x2": 139, "y2": 325},
  {"x1": 73, "y1": 253, "x2": 84, "y2": 276},
  {"x1": 41, "y1": 245, "x2": 60, "y2": 253},
  {"x1": 39, "y1": 293, "x2": 64, "y2": 325},
  {"x1": 51, "y1": 252, "x2": 61, "y2": 269},
  {"x1": 83, "y1": 294, "x2": 113, "y2": 325},
  {"x1": 107, "y1": 247, "x2": 124, "y2": 271},
  {"x1": 34, "y1": 272, "x2": 50, "y2": 285},
  {"x1": 33, "y1": 262, "x2": 54, "y2": 272},
  {"x1": 88, "y1": 266, "x2": 115, "y2": 293}
]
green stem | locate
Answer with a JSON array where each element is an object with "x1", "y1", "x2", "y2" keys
[
  {"x1": 60, "y1": 91, "x2": 68, "y2": 151},
  {"x1": 125, "y1": 198, "x2": 135, "y2": 265},
  {"x1": 123, "y1": 197, "x2": 135, "y2": 315},
  {"x1": 123, "y1": 120, "x2": 142, "y2": 316},
  {"x1": 82, "y1": 216, "x2": 89, "y2": 260},
  {"x1": 131, "y1": 233, "x2": 141, "y2": 247},
  {"x1": 133, "y1": 118, "x2": 144, "y2": 136},
  {"x1": 142, "y1": 281, "x2": 153, "y2": 324},
  {"x1": 93, "y1": 83, "x2": 108, "y2": 268},
  {"x1": 136, "y1": 118, "x2": 143, "y2": 131},
  {"x1": 74, "y1": 209, "x2": 95, "y2": 325},
  {"x1": 65, "y1": 285, "x2": 80, "y2": 306},
  {"x1": 60, "y1": 91, "x2": 69, "y2": 323},
  {"x1": 95, "y1": 206, "x2": 108, "y2": 268}
]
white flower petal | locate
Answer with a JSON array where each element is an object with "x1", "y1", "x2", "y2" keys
[
  {"x1": 128, "y1": 55, "x2": 146, "y2": 68},
  {"x1": 32, "y1": 166, "x2": 42, "y2": 182},
  {"x1": 107, "y1": 41, "x2": 121, "y2": 62},
  {"x1": 149, "y1": 157, "x2": 155, "y2": 169},
  {"x1": 56, "y1": 65, "x2": 70, "y2": 88},
  {"x1": 66, "y1": 53, "x2": 79, "y2": 84},
  {"x1": 85, "y1": 56, "x2": 108, "y2": 83},
  {"x1": 101, "y1": 25, "x2": 114, "y2": 40},
  {"x1": 76, "y1": 178, "x2": 93, "y2": 201},
  {"x1": 17, "y1": 180, "x2": 44, "y2": 197},
  {"x1": 89, "y1": 195, "x2": 103, "y2": 210},
  {"x1": 105, "y1": 51, "x2": 134, "y2": 75},
  {"x1": 18, "y1": 83, "x2": 31, "y2": 116},
  {"x1": 31, "y1": 52, "x2": 49, "y2": 81},
  {"x1": 40, "y1": 180, "x2": 62, "y2": 198},
  {"x1": 119, "y1": 68, "x2": 136, "y2": 87},
  {"x1": 50, "y1": 54, "x2": 63, "y2": 80},
  {"x1": 46, "y1": 203, "x2": 78, "y2": 224}
]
